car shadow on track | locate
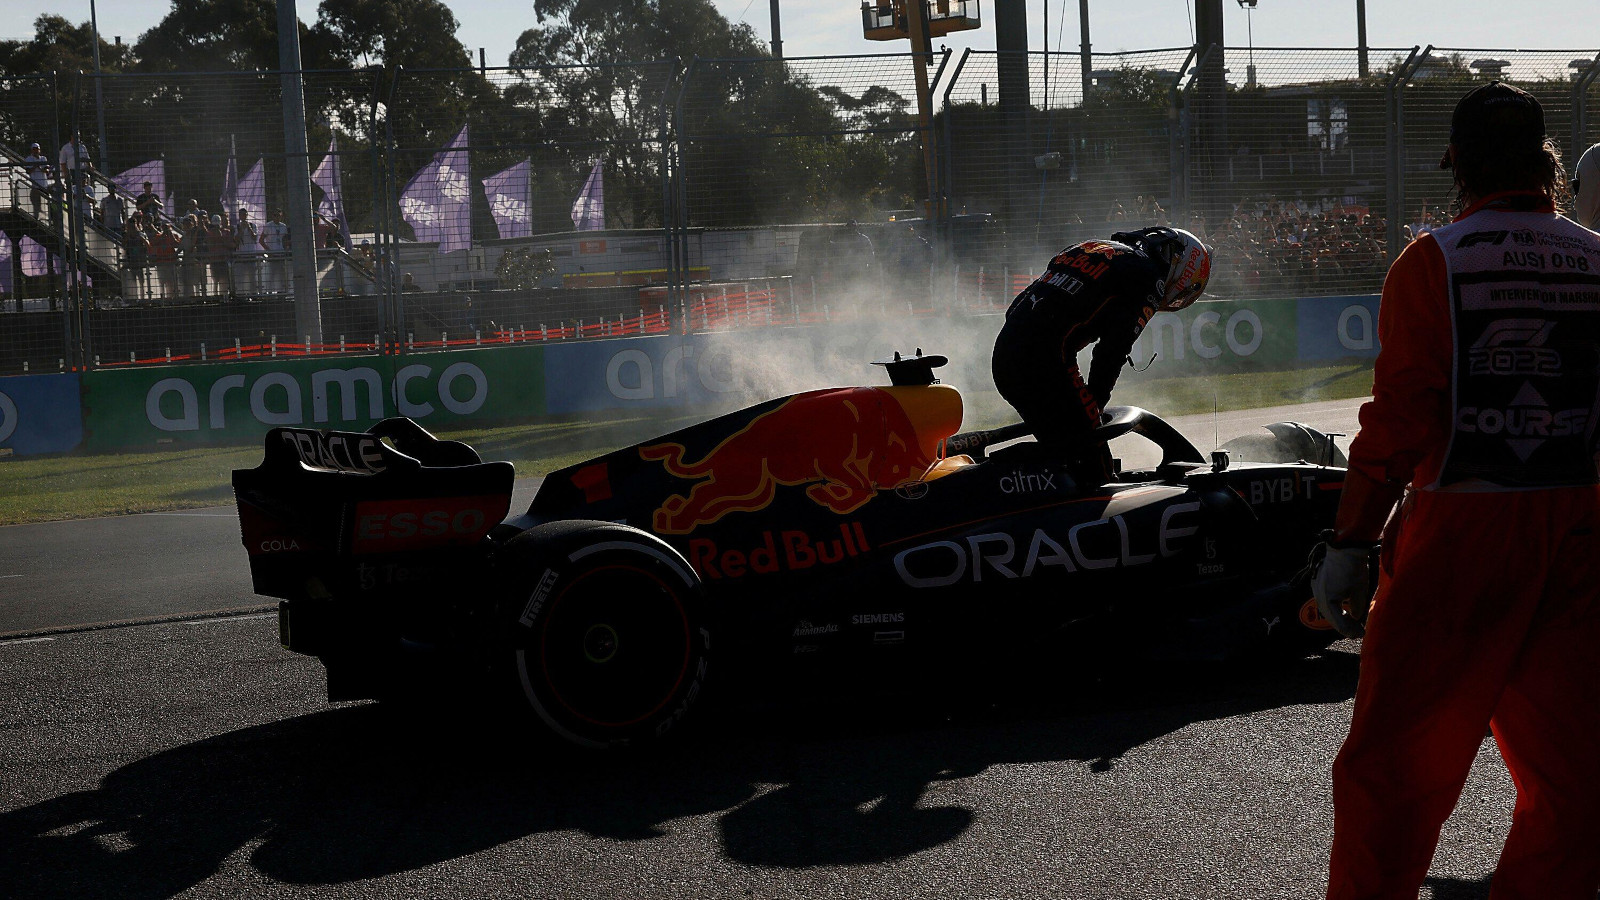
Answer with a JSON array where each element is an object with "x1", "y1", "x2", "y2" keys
[{"x1": 0, "y1": 650, "x2": 1359, "y2": 898}]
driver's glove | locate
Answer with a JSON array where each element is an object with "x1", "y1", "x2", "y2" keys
[{"x1": 1309, "y1": 537, "x2": 1375, "y2": 639}]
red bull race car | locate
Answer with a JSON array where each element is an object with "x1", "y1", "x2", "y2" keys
[{"x1": 233, "y1": 352, "x2": 1350, "y2": 750}]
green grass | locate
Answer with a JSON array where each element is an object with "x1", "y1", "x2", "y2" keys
[{"x1": 0, "y1": 363, "x2": 1374, "y2": 526}]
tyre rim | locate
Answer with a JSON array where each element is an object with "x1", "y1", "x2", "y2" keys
[{"x1": 535, "y1": 563, "x2": 692, "y2": 729}]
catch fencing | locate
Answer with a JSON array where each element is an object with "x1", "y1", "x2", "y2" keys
[{"x1": 1, "y1": 45, "x2": 1598, "y2": 376}]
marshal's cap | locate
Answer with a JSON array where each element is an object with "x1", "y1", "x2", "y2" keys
[{"x1": 1440, "y1": 81, "x2": 1546, "y2": 169}]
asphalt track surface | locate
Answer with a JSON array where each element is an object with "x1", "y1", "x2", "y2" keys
[{"x1": 1, "y1": 399, "x2": 1518, "y2": 897}]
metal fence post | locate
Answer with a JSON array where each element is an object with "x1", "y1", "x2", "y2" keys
[
  {"x1": 385, "y1": 66, "x2": 405, "y2": 356},
  {"x1": 67, "y1": 70, "x2": 90, "y2": 371},
  {"x1": 366, "y1": 65, "x2": 391, "y2": 355},
  {"x1": 1385, "y1": 46, "x2": 1424, "y2": 267},
  {"x1": 659, "y1": 57, "x2": 681, "y2": 315},
  {"x1": 940, "y1": 49, "x2": 972, "y2": 313},
  {"x1": 669, "y1": 58, "x2": 697, "y2": 313},
  {"x1": 1166, "y1": 45, "x2": 1202, "y2": 227}
]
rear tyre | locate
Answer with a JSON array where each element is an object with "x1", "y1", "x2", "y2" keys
[
  {"x1": 500, "y1": 521, "x2": 710, "y2": 750},
  {"x1": 1264, "y1": 570, "x2": 1340, "y2": 658}
]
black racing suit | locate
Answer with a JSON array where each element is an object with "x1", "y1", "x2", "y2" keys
[{"x1": 991, "y1": 238, "x2": 1164, "y2": 468}]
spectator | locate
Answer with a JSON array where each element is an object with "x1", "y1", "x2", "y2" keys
[
  {"x1": 102, "y1": 189, "x2": 125, "y2": 238},
  {"x1": 58, "y1": 131, "x2": 91, "y2": 174},
  {"x1": 178, "y1": 214, "x2": 205, "y2": 297},
  {"x1": 1201, "y1": 197, "x2": 1390, "y2": 298},
  {"x1": 232, "y1": 208, "x2": 260, "y2": 297},
  {"x1": 148, "y1": 219, "x2": 180, "y2": 300},
  {"x1": 259, "y1": 210, "x2": 289, "y2": 293},
  {"x1": 401, "y1": 272, "x2": 422, "y2": 292},
  {"x1": 134, "y1": 181, "x2": 163, "y2": 222},
  {"x1": 69, "y1": 171, "x2": 96, "y2": 224},
  {"x1": 22, "y1": 143, "x2": 50, "y2": 215},
  {"x1": 123, "y1": 212, "x2": 151, "y2": 301},
  {"x1": 330, "y1": 217, "x2": 352, "y2": 253},
  {"x1": 314, "y1": 213, "x2": 337, "y2": 250},
  {"x1": 204, "y1": 214, "x2": 236, "y2": 299}
]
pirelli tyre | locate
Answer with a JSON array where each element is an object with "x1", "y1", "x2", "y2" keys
[
  {"x1": 1264, "y1": 569, "x2": 1341, "y2": 659},
  {"x1": 501, "y1": 521, "x2": 710, "y2": 750}
]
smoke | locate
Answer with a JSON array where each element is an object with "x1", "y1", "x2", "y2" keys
[{"x1": 594, "y1": 267, "x2": 1370, "y2": 475}]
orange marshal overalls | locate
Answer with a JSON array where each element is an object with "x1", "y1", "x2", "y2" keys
[{"x1": 1327, "y1": 192, "x2": 1600, "y2": 898}]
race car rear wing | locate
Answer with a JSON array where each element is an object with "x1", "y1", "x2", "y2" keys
[{"x1": 232, "y1": 418, "x2": 514, "y2": 601}]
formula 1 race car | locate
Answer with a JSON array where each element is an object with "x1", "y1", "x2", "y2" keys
[{"x1": 233, "y1": 352, "x2": 1350, "y2": 750}]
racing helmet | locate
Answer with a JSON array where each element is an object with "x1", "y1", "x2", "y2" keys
[
  {"x1": 1575, "y1": 142, "x2": 1600, "y2": 231},
  {"x1": 1114, "y1": 226, "x2": 1213, "y2": 310}
]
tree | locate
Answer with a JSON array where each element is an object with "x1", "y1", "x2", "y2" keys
[
  {"x1": 0, "y1": 15, "x2": 134, "y2": 152},
  {"x1": 0, "y1": 14, "x2": 134, "y2": 77},
  {"x1": 313, "y1": 0, "x2": 472, "y2": 70},
  {"x1": 132, "y1": 0, "x2": 286, "y2": 73},
  {"x1": 507, "y1": 0, "x2": 846, "y2": 229},
  {"x1": 1080, "y1": 64, "x2": 1171, "y2": 115}
]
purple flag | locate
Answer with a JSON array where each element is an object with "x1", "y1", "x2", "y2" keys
[
  {"x1": 0, "y1": 231, "x2": 11, "y2": 296},
  {"x1": 483, "y1": 159, "x2": 532, "y2": 240},
  {"x1": 113, "y1": 160, "x2": 166, "y2": 213},
  {"x1": 400, "y1": 124, "x2": 471, "y2": 253},
  {"x1": 221, "y1": 138, "x2": 240, "y2": 227},
  {"x1": 20, "y1": 236, "x2": 49, "y2": 277},
  {"x1": 312, "y1": 136, "x2": 351, "y2": 246},
  {"x1": 571, "y1": 160, "x2": 604, "y2": 232},
  {"x1": 236, "y1": 159, "x2": 267, "y2": 229}
]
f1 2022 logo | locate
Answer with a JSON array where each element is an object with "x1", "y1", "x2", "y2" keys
[
  {"x1": 1468, "y1": 319, "x2": 1561, "y2": 377},
  {"x1": 1456, "y1": 229, "x2": 1536, "y2": 249}
]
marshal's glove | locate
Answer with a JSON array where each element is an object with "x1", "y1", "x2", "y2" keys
[{"x1": 1309, "y1": 534, "x2": 1376, "y2": 639}]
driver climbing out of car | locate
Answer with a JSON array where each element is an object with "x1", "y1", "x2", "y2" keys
[{"x1": 990, "y1": 226, "x2": 1212, "y2": 479}]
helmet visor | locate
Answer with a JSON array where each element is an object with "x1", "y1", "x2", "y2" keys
[{"x1": 1159, "y1": 283, "x2": 1205, "y2": 311}]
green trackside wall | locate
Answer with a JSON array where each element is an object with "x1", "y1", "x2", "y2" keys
[
  {"x1": 19, "y1": 296, "x2": 1378, "y2": 455},
  {"x1": 82, "y1": 345, "x2": 547, "y2": 450}
]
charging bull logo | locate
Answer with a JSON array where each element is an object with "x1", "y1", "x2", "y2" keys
[{"x1": 640, "y1": 387, "x2": 948, "y2": 534}]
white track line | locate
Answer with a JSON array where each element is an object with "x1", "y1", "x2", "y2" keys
[{"x1": 0, "y1": 637, "x2": 55, "y2": 646}]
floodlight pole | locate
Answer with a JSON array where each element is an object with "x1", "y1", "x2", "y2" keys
[
  {"x1": 906, "y1": 0, "x2": 938, "y2": 220},
  {"x1": 769, "y1": 0, "x2": 783, "y2": 58},
  {"x1": 1357, "y1": 0, "x2": 1369, "y2": 77},
  {"x1": 278, "y1": 0, "x2": 322, "y2": 342},
  {"x1": 1079, "y1": 0, "x2": 1091, "y2": 98}
]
